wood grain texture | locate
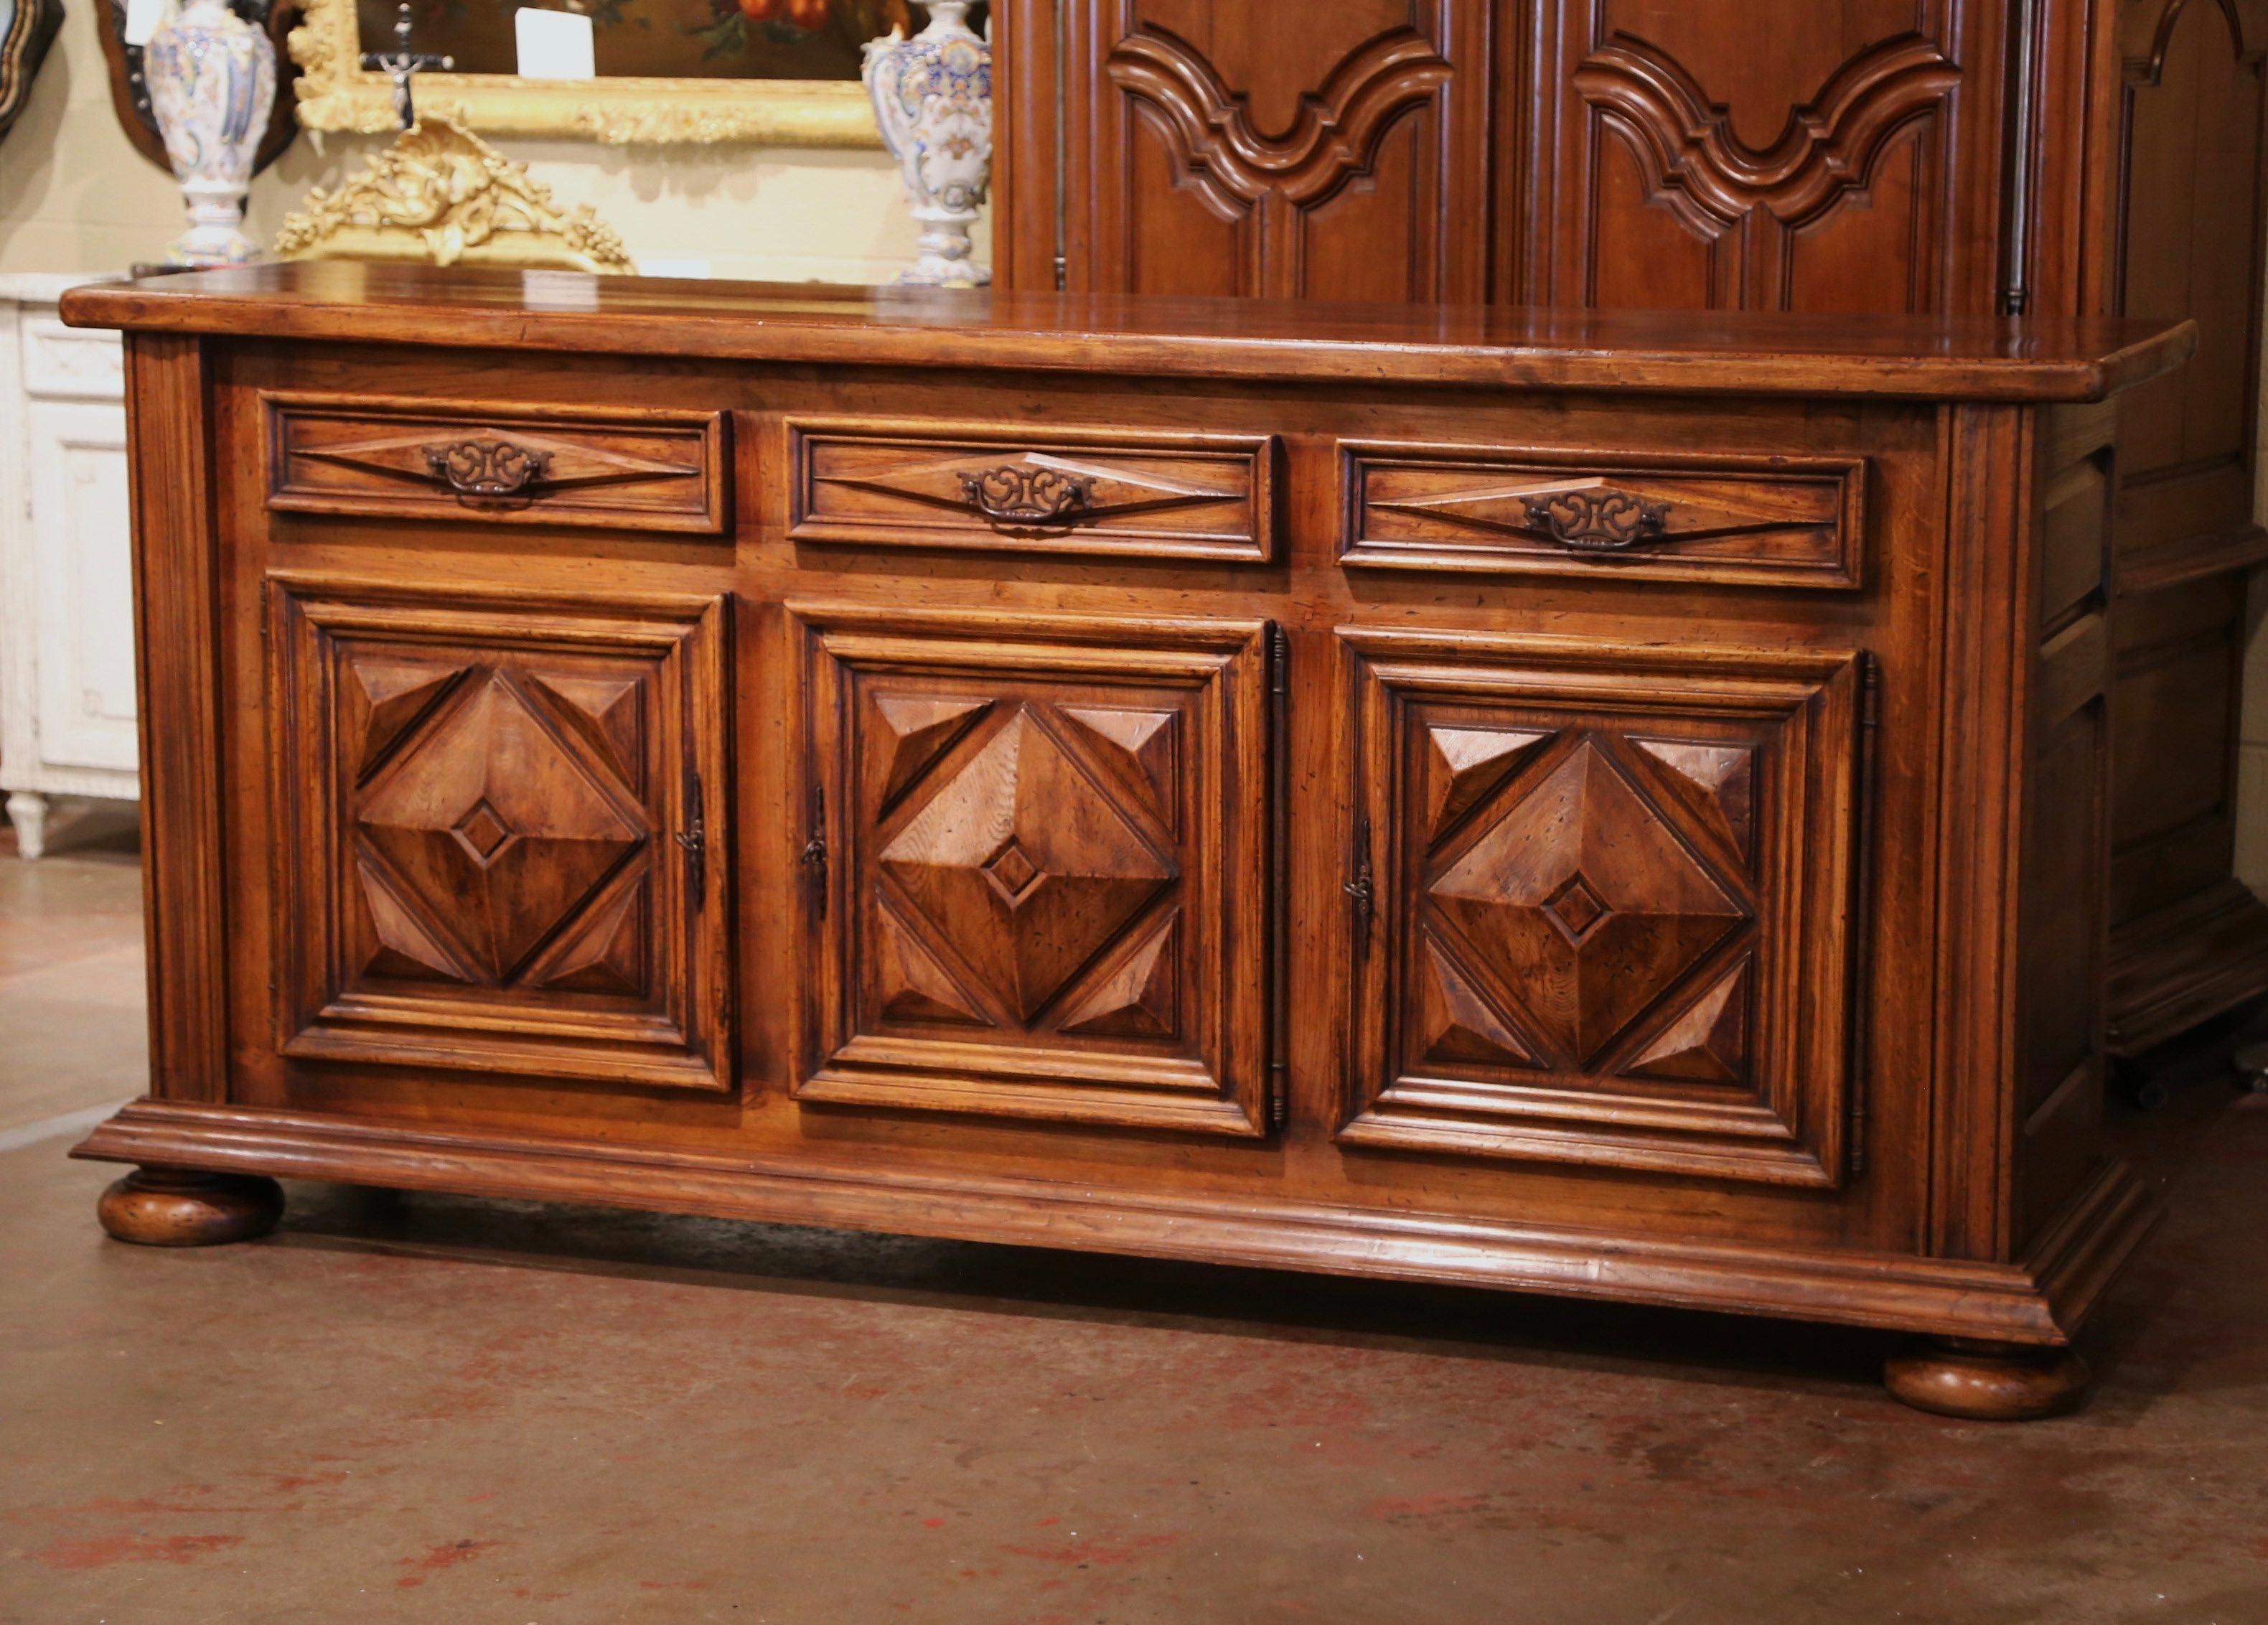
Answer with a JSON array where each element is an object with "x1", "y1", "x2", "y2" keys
[
  {"x1": 1338, "y1": 439, "x2": 1867, "y2": 589},
  {"x1": 990, "y1": 0, "x2": 2268, "y2": 1059},
  {"x1": 786, "y1": 418, "x2": 1277, "y2": 562},
  {"x1": 264, "y1": 393, "x2": 730, "y2": 535},
  {"x1": 58, "y1": 263, "x2": 2196, "y2": 403},
  {"x1": 1339, "y1": 630, "x2": 1862, "y2": 1187},
  {"x1": 792, "y1": 603, "x2": 1273, "y2": 1135},
  {"x1": 75, "y1": 1098, "x2": 2157, "y2": 1348},
  {"x1": 267, "y1": 576, "x2": 734, "y2": 1091},
  {"x1": 65, "y1": 275, "x2": 2189, "y2": 1392},
  {"x1": 122, "y1": 334, "x2": 230, "y2": 1105}
]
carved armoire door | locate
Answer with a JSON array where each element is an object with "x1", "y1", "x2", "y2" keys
[
  {"x1": 267, "y1": 581, "x2": 733, "y2": 1092},
  {"x1": 1000, "y1": 0, "x2": 1498, "y2": 300},
  {"x1": 1521, "y1": 0, "x2": 2010, "y2": 312}
]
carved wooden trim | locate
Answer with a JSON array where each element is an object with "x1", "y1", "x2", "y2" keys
[
  {"x1": 786, "y1": 417, "x2": 1278, "y2": 562},
  {"x1": 72, "y1": 1097, "x2": 2162, "y2": 1347},
  {"x1": 1103, "y1": 24, "x2": 1453, "y2": 206},
  {"x1": 1573, "y1": 32, "x2": 1962, "y2": 225},
  {"x1": 263, "y1": 390, "x2": 730, "y2": 535},
  {"x1": 1338, "y1": 439, "x2": 1868, "y2": 589}
]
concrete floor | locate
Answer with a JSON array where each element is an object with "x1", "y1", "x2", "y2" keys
[{"x1": 3, "y1": 815, "x2": 2267, "y2": 1623}]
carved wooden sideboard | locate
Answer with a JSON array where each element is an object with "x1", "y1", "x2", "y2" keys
[
  {"x1": 994, "y1": 0, "x2": 2268, "y2": 1062},
  {"x1": 62, "y1": 263, "x2": 2195, "y2": 1418}
]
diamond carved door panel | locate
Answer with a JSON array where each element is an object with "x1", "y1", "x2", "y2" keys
[
  {"x1": 793, "y1": 604, "x2": 1273, "y2": 1136},
  {"x1": 269, "y1": 579, "x2": 732, "y2": 1091},
  {"x1": 1341, "y1": 629, "x2": 1864, "y2": 1186}
]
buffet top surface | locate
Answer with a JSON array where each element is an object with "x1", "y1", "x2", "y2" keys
[{"x1": 62, "y1": 261, "x2": 2196, "y2": 403}]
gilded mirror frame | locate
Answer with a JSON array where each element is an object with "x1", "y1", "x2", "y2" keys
[{"x1": 289, "y1": 0, "x2": 881, "y2": 146}]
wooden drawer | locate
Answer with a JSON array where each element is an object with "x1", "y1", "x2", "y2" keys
[
  {"x1": 1339, "y1": 440, "x2": 1866, "y2": 589},
  {"x1": 786, "y1": 417, "x2": 1278, "y2": 562},
  {"x1": 263, "y1": 392, "x2": 731, "y2": 535}
]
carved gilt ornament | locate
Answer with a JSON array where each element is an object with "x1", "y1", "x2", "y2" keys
[{"x1": 273, "y1": 118, "x2": 636, "y2": 273}]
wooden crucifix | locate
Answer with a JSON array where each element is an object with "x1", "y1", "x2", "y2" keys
[{"x1": 361, "y1": 2, "x2": 453, "y2": 132}]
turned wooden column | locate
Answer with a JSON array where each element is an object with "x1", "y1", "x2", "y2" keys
[
  {"x1": 1884, "y1": 1338, "x2": 2091, "y2": 1420},
  {"x1": 96, "y1": 1168, "x2": 284, "y2": 1246}
]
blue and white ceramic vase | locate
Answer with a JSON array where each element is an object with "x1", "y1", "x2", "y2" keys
[
  {"x1": 863, "y1": 0, "x2": 992, "y2": 286},
  {"x1": 144, "y1": 0, "x2": 276, "y2": 266}
]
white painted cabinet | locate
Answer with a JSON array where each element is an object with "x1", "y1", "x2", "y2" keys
[{"x1": 1, "y1": 274, "x2": 139, "y2": 858}]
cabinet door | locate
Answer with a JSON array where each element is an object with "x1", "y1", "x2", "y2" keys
[
  {"x1": 1523, "y1": 0, "x2": 2007, "y2": 314},
  {"x1": 1036, "y1": 0, "x2": 1496, "y2": 301},
  {"x1": 27, "y1": 400, "x2": 139, "y2": 774},
  {"x1": 269, "y1": 579, "x2": 731, "y2": 1091},
  {"x1": 792, "y1": 604, "x2": 1273, "y2": 1136},
  {"x1": 1341, "y1": 630, "x2": 1863, "y2": 1186}
]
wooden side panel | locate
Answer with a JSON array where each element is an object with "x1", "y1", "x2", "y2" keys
[
  {"x1": 1524, "y1": 0, "x2": 2004, "y2": 314},
  {"x1": 122, "y1": 334, "x2": 230, "y2": 1102},
  {"x1": 2015, "y1": 403, "x2": 2117, "y2": 1249},
  {"x1": 2098, "y1": 0, "x2": 2268, "y2": 1052},
  {"x1": 1340, "y1": 630, "x2": 1863, "y2": 1188},
  {"x1": 1058, "y1": 0, "x2": 1495, "y2": 301},
  {"x1": 268, "y1": 579, "x2": 734, "y2": 1092},
  {"x1": 794, "y1": 604, "x2": 1274, "y2": 1137}
]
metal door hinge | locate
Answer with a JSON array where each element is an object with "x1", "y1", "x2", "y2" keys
[
  {"x1": 799, "y1": 787, "x2": 829, "y2": 919},
  {"x1": 1847, "y1": 657, "x2": 1885, "y2": 1178},
  {"x1": 1346, "y1": 813, "x2": 1375, "y2": 945},
  {"x1": 1267, "y1": 622, "x2": 1291, "y2": 1134},
  {"x1": 675, "y1": 770, "x2": 707, "y2": 907}
]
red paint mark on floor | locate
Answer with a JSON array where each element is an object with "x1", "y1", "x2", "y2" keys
[
  {"x1": 923, "y1": 1517, "x2": 947, "y2": 1528},
  {"x1": 34, "y1": 1532, "x2": 245, "y2": 1571},
  {"x1": 395, "y1": 1538, "x2": 500, "y2": 1588}
]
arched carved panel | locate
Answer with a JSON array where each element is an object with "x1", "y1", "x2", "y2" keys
[
  {"x1": 1341, "y1": 629, "x2": 1863, "y2": 1187},
  {"x1": 1535, "y1": 2, "x2": 2000, "y2": 313},
  {"x1": 1063, "y1": 2, "x2": 1492, "y2": 301}
]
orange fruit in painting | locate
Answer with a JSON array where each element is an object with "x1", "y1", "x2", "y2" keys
[
  {"x1": 736, "y1": 0, "x2": 781, "y2": 19},
  {"x1": 784, "y1": 0, "x2": 829, "y2": 24}
]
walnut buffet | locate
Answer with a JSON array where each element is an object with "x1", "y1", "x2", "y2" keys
[{"x1": 62, "y1": 262, "x2": 2196, "y2": 1419}]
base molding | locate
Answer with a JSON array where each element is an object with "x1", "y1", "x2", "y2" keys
[
  {"x1": 2107, "y1": 880, "x2": 2268, "y2": 1057},
  {"x1": 73, "y1": 1099, "x2": 2162, "y2": 1346}
]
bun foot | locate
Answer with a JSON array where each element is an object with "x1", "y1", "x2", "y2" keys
[
  {"x1": 97, "y1": 1167, "x2": 284, "y2": 1247},
  {"x1": 1884, "y1": 1336, "x2": 2090, "y2": 1420}
]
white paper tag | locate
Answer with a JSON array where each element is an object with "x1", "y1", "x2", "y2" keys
[
  {"x1": 520, "y1": 270, "x2": 602, "y2": 312},
  {"x1": 123, "y1": 0, "x2": 171, "y2": 49},
  {"x1": 515, "y1": 9, "x2": 596, "y2": 80}
]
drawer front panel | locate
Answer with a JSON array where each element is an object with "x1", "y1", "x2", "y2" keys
[
  {"x1": 1339, "y1": 441, "x2": 1866, "y2": 589},
  {"x1": 265, "y1": 393, "x2": 730, "y2": 534},
  {"x1": 793, "y1": 604, "x2": 1274, "y2": 1136},
  {"x1": 787, "y1": 418, "x2": 1278, "y2": 561},
  {"x1": 268, "y1": 578, "x2": 733, "y2": 1091},
  {"x1": 1340, "y1": 629, "x2": 1864, "y2": 1187}
]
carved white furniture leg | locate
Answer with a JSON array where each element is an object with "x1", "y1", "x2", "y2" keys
[{"x1": 6, "y1": 791, "x2": 46, "y2": 859}]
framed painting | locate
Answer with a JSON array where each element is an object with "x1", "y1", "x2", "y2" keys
[
  {"x1": 0, "y1": 0, "x2": 62, "y2": 146},
  {"x1": 291, "y1": 0, "x2": 955, "y2": 144}
]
